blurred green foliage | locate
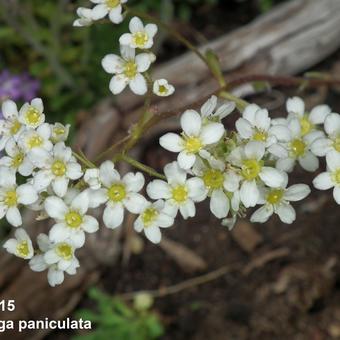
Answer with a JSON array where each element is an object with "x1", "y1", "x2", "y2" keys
[{"x1": 73, "y1": 288, "x2": 164, "y2": 340}]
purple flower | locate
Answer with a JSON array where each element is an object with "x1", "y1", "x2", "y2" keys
[
  {"x1": 18, "y1": 73, "x2": 40, "y2": 102},
  {"x1": 0, "y1": 70, "x2": 22, "y2": 101}
]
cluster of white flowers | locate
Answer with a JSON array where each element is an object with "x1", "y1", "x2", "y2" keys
[
  {"x1": 1, "y1": 94, "x2": 339, "y2": 287},
  {"x1": 74, "y1": 1, "x2": 175, "y2": 98}
]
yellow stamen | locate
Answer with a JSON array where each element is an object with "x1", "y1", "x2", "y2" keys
[
  {"x1": 300, "y1": 115, "x2": 314, "y2": 136},
  {"x1": 65, "y1": 211, "x2": 83, "y2": 228},
  {"x1": 27, "y1": 135, "x2": 43, "y2": 149},
  {"x1": 332, "y1": 169, "x2": 340, "y2": 185},
  {"x1": 172, "y1": 185, "x2": 188, "y2": 203},
  {"x1": 16, "y1": 241, "x2": 30, "y2": 258},
  {"x1": 108, "y1": 183, "x2": 126, "y2": 202},
  {"x1": 290, "y1": 139, "x2": 306, "y2": 157},
  {"x1": 124, "y1": 61, "x2": 138, "y2": 79},
  {"x1": 253, "y1": 129, "x2": 268, "y2": 142},
  {"x1": 203, "y1": 169, "x2": 224, "y2": 190},
  {"x1": 133, "y1": 32, "x2": 148, "y2": 48},
  {"x1": 106, "y1": 0, "x2": 120, "y2": 8},
  {"x1": 25, "y1": 106, "x2": 41, "y2": 126},
  {"x1": 11, "y1": 152, "x2": 24, "y2": 168},
  {"x1": 184, "y1": 136, "x2": 202, "y2": 153},
  {"x1": 266, "y1": 189, "x2": 284, "y2": 205},
  {"x1": 10, "y1": 120, "x2": 21, "y2": 135},
  {"x1": 241, "y1": 159, "x2": 262, "y2": 180},
  {"x1": 52, "y1": 160, "x2": 66, "y2": 177},
  {"x1": 142, "y1": 207, "x2": 158, "y2": 227},
  {"x1": 333, "y1": 136, "x2": 340, "y2": 152},
  {"x1": 4, "y1": 190, "x2": 17, "y2": 207},
  {"x1": 56, "y1": 243, "x2": 73, "y2": 261}
]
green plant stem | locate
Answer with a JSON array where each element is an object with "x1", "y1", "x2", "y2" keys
[
  {"x1": 118, "y1": 154, "x2": 166, "y2": 180},
  {"x1": 73, "y1": 151, "x2": 96, "y2": 169},
  {"x1": 218, "y1": 91, "x2": 248, "y2": 112}
]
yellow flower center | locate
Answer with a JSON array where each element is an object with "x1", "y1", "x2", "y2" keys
[
  {"x1": 54, "y1": 127, "x2": 65, "y2": 136},
  {"x1": 124, "y1": 61, "x2": 138, "y2": 79},
  {"x1": 4, "y1": 190, "x2": 17, "y2": 207},
  {"x1": 300, "y1": 115, "x2": 313, "y2": 136},
  {"x1": 52, "y1": 160, "x2": 66, "y2": 177},
  {"x1": 332, "y1": 169, "x2": 340, "y2": 185},
  {"x1": 203, "y1": 169, "x2": 224, "y2": 190},
  {"x1": 290, "y1": 138, "x2": 306, "y2": 157},
  {"x1": 65, "y1": 211, "x2": 83, "y2": 228},
  {"x1": 253, "y1": 129, "x2": 268, "y2": 142},
  {"x1": 266, "y1": 189, "x2": 284, "y2": 205},
  {"x1": 16, "y1": 241, "x2": 30, "y2": 258},
  {"x1": 241, "y1": 159, "x2": 262, "y2": 180},
  {"x1": 333, "y1": 136, "x2": 340, "y2": 152},
  {"x1": 172, "y1": 185, "x2": 188, "y2": 203},
  {"x1": 11, "y1": 152, "x2": 24, "y2": 168},
  {"x1": 106, "y1": 0, "x2": 120, "y2": 8},
  {"x1": 133, "y1": 32, "x2": 148, "y2": 48},
  {"x1": 56, "y1": 243, "x2": 73, "y2": 261},
  {"x1": 10, "y1": 120, "x2": 21, "y2": 135},
  {"x1": 184, "y1": 136, "x2": 202, "y2": 153},
  {"x1": 27, "y1": 135, "x2": 43, "y2": 149},
  {"x1": 142, "y1": 207, "x2": 159, "y2": 227},
  {"x1": 108, "y1": 184, "x2": 126, "y2": 202},
  {"x1": 25, "y1": 106, "x2": 41, "y2": 126},
  {"x1": 158, "y1": 85, "x2": 167, "y2": 94}
]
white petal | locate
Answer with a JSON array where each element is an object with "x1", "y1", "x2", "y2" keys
[
  {"x1": 2, "y1": 100, "x2": 18, "y2": 119},
  {"x1": 311, "y1": 138, "x2": 332, "y2": 157},
  {"x1": 147, "y1": 180, "x2": 171, "y2": 199},
  {"x1": 103, "y1": 203, "x2": 124, "y2": 229},
  {"x1": 243, "y1": 104, "x2": 260, "y2": 123},
  {"x1": 108, "y1": 6, "x2": 123, "y2": 24},
  {"x1": 17, "y1": 184, "x2": 38, "y2": 205},
  {"x1": 66, "y1": 162, "x2": 83, "y2": 180},
  {"x1": 276, "y1": 158, "x2": 295, "y2": 173},
  {"x1": 259, "y1": 167, "x2": 285, "y2": 188},
  {"x1": 49, "y1": 223, "x2": 68, "y2": 243},
  {"x1": 144, "y1": 226, "x2": 162, "y2": 244},
  {"x1": 159, "y1": 133, "x2": 184, "y2": 152},
  {"x1": 284, "y1": 184, "x2": 310, "y2": 201},
  {"x1": 124, "y1": 193, "x2": 147, "y2": 214},
  {"x1": 235, "y1": 118, "x2": 253, "y2": 139},
  {"x1": 44, "y1": 196, "x2": 68, "y2": 219},
  {"x1": 254, "y1": 109, "x2": 270, "y2": 130},
  {"x1": 47, "y1": 268, "x2": 64, "y2": 287},
  {"x1": 99, "y1": 160, "x2": 120, "y2": 187},
  {"x1": 326, "y1": 151, "x2": 340, "y2": 172},
  {"x1": 299, "y1": 152, "x2": 319, "y2": 172},
  {"x1": 71, "y1": 191, "x2": 89, "y2": 214},
  {"x1": 129, "y1": 74, "x2": 147, "y2": 95},
  {"x1": 179, "y1": 200, "x2": 195, "y2": 219},
  {"x1": 135, "y1": 53, "x2": 152, "y2": 72},
  {"x1": 82, "y1": 216, "x2": 99, "y2": 233},
  {"x1": 276, "y1": 204, "x2": 296, "y2": 224},
  {"x1": 324, "y1": 113, "x2": 340, "y2": 136},
  {"x1": 313, "y1": 172, "x2": 333, "y2": 190},
  {"x1": 6, "y1": 207, "x2": 22, "y2": 227},
  {"x1": 87, "y1": 188, "x2": 108, "y2": 208},
  {"x1": 164, "y1": 161, "x2": 187, "y2": 184},
  {"x1": 200, "y1": 96, "x2": 217, "y2": 117},
  {"x1": 102, "y1": 54, "x2": 124, "y2": 74},
  {"x1": 109, "y1": 75, "x2": 129, "y2": 94},
  {"x1": 210, "y1": 189, "x2": 229, "y2": 218},
  {"x1": 200, "y1": 123, "x2": 224, "y2": 145},
  {"x1": 250, "y1": 205, "x2": 274, "y2": 223},
  {"x1": 181, "y1": 110, "x2": 201, "y2": 136},
  {"x1": 91, "y1": 4, "x2": 108, "y2": 19},
  {"x1": 286, "y1": 97, "x2": 304, "y2": 116},
  {"x1": 52, "y1": 177, "x2": 69, "y2": 197},
  {"x1": 269, "y1": 125, "x2": 291, "y2": 142},
  {"x1": 245, "y1": 141, "x2": 265, "y2": 160},
  {"x1": 333, "y1": 187, "x2": 340, "y2": 204},
  {"x1": 240, "y1": 180, "x2": 259, "y2": 208},
  {"x1": 178, "y1": 151, "x2": 196, "y2": 170},
  {"x1": 187, "y1": 177, "x2": 206, "y2": 201},
  {"x1": 129, "y1": 16, "x2": 144, "y2": 32},
  {"x1": 268, "y1": 144, "x2": 288, "y2": 158},
  {"x1": 123, "y1": 172, "x2": 145, "y2": 192},
  {"x1": 309, "y1": 105, "x2": 331, "y2": 124}
]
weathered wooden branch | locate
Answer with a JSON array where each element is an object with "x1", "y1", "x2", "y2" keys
[{"x1": 1, "y1": 0, "x2": 340, "y2": 338}]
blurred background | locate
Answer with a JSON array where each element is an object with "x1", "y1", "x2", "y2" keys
[{"x1": 1, "y1": 0, "x2": 340, "y2": 339}]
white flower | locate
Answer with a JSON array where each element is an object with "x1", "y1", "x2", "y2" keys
[
  {"x1": 134, "y1": 200, "x2": 174, "y2": 244},
  {"x1": 32, "y1": 142, "x2": 83, "y2": 197},
  {"x1": 44, "y1": 191, "x2": 99, "y2": 247},
  {"x1": 192, "y1": 157, "x2": 240, "y2": 219},
  {"x1": 102, "y1": 45, "x2": 152, "y2": 95},
  {"x1": 18, "y1": 123, "x2": 53, "y2": 160},
  {"x1": 73, "y1": 7, "x2": 94, "y2": 27},
  {"x1": 0, "y1": 100, "x2": 24, "y2": 151},
  {"x1": 200, "y1": 96, "x2": 235, "y2": 121},
  {"x1": 91, "y1": 0, "x2": 127, "y2": 24},
  {"x1": 3, "y1": 228, "x2": 34, "y2": 259},
  {"x1": 18, "y1": 98, "x2": 45, "y2": 129},
  {"x1": 228, "y1": 141, "x2": 286, "y2": 208},
  {"x1": 0, "y1": 138, "x2": 34, "y2": 176},
  {"x1": 153, "y1": 79, "x2": 175, "y2": 97},
  {"x1": 275, "y1": 118, "x2": 323, "y2": 172},
  {"x1": 120, "y1": 17, "x2": 158, "y2": 49},
  {"x1": 29, "y1": 234, "x2": 80, "y2": 287},
  {"x1": 236, "y1": 104, "x2": 290, "y2": 147},
  {"x1": 50, "y1": 123, "x2": 70, "y2": 144},
  {"x1": 159, "y1": 109, "x2": 225, "y2": 170},
  {"x1": 0, "y1": 167, "x2": 38, "y2": 226},
  {"x1": 221, "y1": 215, "x2": 237, "y2": 230},
  {"x1": 286, "y1": 96, "x2": 331, "y2": 136},
  {"x1": 311, "y1": 113, "x2": 340, "y2": 156},
  {"x1": 313, "y1": 150, "x2": 340, "y2": 204},
  {"x1": 87, "y1": 161, "x2": 146, "y2": 229},
  {"x1": 84, "y1": 168, "x2": 101, "y2": 190},
  {"x1": 147, "y1": 161, "x2": 206, "y2": 219},
  {"x1": 251, "y1": 173, "x2": 310, "y2": 224}
]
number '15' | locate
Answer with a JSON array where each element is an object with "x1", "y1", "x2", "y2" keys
[{"x1": 0, "y1": 300, "x2": 15, "y2": 312}]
